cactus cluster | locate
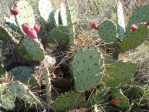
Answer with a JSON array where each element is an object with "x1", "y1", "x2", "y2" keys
[{"x1": 0, "y1": 0, "x2": 148, "y2": 111}]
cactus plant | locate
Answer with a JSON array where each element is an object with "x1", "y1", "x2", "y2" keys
[
  {"x1": 103, "y1": 61, "x2": 137, "y2": 87},
  {"x1": 38, "y1": 0, "x2": 54, "y2": 23},
  {"x1": 0, "y1": 92, "x2": 16, "y2": 110},
  {"x1": 17, "y1": 37, "x2": 44, "y2": 62},
  {"x1": 98, "y1": 20, "x2": 117, "y2": 43},
  {"x1": 0, "y1": 25, "x2": 18, "y2": 43},
  {"x1": 84, "y1": 86, "x2": 110, "y2": 107},
  {"x1": 111, "y1": 89, "x2": 129, "y2": 110},
  {"x1": 7, "y1": 81, "x2": 41, "y2": 106},
  {"x1": 72, "y1": 46, "x2": 104, "y2": 92},
  {"x1": 16, "y1": 0, "x2": 35, "y2": 31},
  {"x1": 0, "y1": 64, "x2": 5, "y2": 77},
  {"x1": 10, "y1": 66, "x2": 33, "y2": 84},
  {"x1": 48, "y1": 26, "x2": 74, "y2": 44},
  {"x1": 116, "y1": 0, "x2": 126, "y2": 40},
  {"x1": 120, "y1": 24, "x2": 149, "y2": 52},
  {"x1": 127, "y1": 4, "x2": 149, "y2": 33},
  {"x1": 53, "y1": 91, "x2": 85, "y2": 111}
]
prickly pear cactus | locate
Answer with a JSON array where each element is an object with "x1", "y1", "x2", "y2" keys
[
  {"x1": 104, "y1": 61, "x2": 137, "y2": 87},
  {"x1": 17, "y1": 37, "x2": 44, "y2": 62},
  {"x1": 48, "y1": 26, "x2": 74, "y2": 44},
  {"x1": 111, "y1": 89, "x2": 129, "y2": 110},
  {"x1": 127, "y1": 86, "x2": 144, "y2": 100},
  {"x1": 0, "y1": 64, "x2": 5, "y2": 77},
  {"x1": 85, "y1": 86, "x2": 110, "y2": 107},
  {"x1": 117, "y1": 0, "x2": 126, "y2": 40},
  {"x1": 127, "y1": 4, "x2": 149, "y2": 32},
  {"x1": 0, "y1": 83, "x2": 15, "y2": 110},
  {"x1": 10, "y1": 66, "x2": 33, "y2": 84},
  {"x1": 7, "y1": 81, "x2": 41, "y2": 106},
  {"x1": 59, "y1": 2, "x2": 68, "y2": 26},
  {"x1": 53, "y1": 91, "x2": 85, "y2": 111},
  {"x1": 72, "y1": 46, "x2": 103, "y2": 92},
  {"x1": 66, "y1": 0, "x2": 78, "y2": 24},
  {"x1": 98, "y1": 20, "x2": 117, "y2": 43},
  {"x1": 120, "y1": 24, "x2": 149, "y2": 52},
  {"x1": 0, "y1": 25, "x2": 18, "y2": 43},
  {"x1": 0, "y1": 92, "x2": 15, "y2": 110},
  {"x1": 16, "y1": 0, "x2": 35, "y2": 30},
  {"x1": 38, "y1": 0, "x2": 54, "y2": 23}
]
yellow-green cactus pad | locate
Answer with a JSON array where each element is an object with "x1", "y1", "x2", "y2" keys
[
  {"x1": 16, "y1": 0, "x2": 35, "y2": 29},
  {"x1": 104, "y1": 61, "x2": 137, "y2": 87},
  {"x1": 120, "y1": 25, "x2": 149, "y2": 52},
  {"x1": 53, "y1": 91, "x2": 85, "y2": 111},
  {"x1": 127, "y1": 4, "x2": 149, "y2": 33},
  {"x1": 7, "y1": 81, "x2": 41, "y2": 105},
  {"x1": 0, "y1": 25, "x2": 17, "y2": 43}
]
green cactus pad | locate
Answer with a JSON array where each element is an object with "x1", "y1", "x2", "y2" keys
[
  {"x1": 127, "y1": 86, "x2": 144, "y2": 100},
  {"x1": 0, "y1": 64, "x2": 5, "y2": 77},
  {"x1": 7, "y1": 81, "x2": 41, "y2": 105},
  {"x1": 38, "y1": 0, "x2": 54, "y2": 23},
  {"x1": 117, "y1": 0, "x2": 126, "y2": 40},
  {"x1": 111, "y1": 89, "x2": 129, "y2": 109},
  {"x1": 72, "y1": 46, "x2": 103, "y2": 92},
  {"x1": 127, "y1": 4, "x2": 149, "y2": 32},
  {"x1": 17, "y1": 37, "x2": 44, "y2": 62},
  {"x1": 16, "y1": 0, "x2": 35, "y2": 30},
  {"x1": 10, "y1": 66, "x2": 33, "y2": 84},
  {"x1": 84, "y1": 86, "x2": 110, "y2": 107},
  {"x1": 120, "y1": 25, "x2": 148, "y2": 52},
  {"x1": 0, "y1": 92, "x2": 15, "y2": 110},
  {"x1": 104, "y1": 61, "x2": 137, "y2": 87},
  {"x1": 0, "y1": 25, "x2": 17, "y2": 43},
  {"x1": 98, "y1": 20, "x2": 117, "y2": 43},
  {"x1": 53, "y1": 91, "x2": 85, "y2": 111},
  {"x1": 48, "y1": 26, "x2": 74, "y2": 44}
]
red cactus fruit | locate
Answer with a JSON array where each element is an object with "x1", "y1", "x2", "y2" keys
[
  {"x1": 22, "y1": 23, "x2": 30, "y2": 33},
  {"x1": 10, "y1": 7, "x2": 20, "y2": 16},
  {"x1": 91, "y1": 21, "x2": 98, "y2": 30},
  {"x1": 27, "y1": 28, "x2": 38, "y2": 40},
  {"x1": 34, "y1": 24, "x2": 40, "y2": 33},
  {"x1": 110, "y1": 100, "x2": 121, "y2": 105},
  {"x1": 130, "y1": 24, "x2": 138, "y2": 31}
]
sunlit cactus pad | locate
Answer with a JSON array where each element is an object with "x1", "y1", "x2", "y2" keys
[
  {"x1": 7, "y1": 81, "x2": 41, "y2": 105},
  {"x1": 66, "y1": 0, "x2": 78, "y2": 24},
  {"x1": 38, "y1": 0, "x2": 54, "y2": 23},
  {"x1": 120, "y1": 25, "x2": 149, "y2": 52},
  {"x1": 16, "y1": 0, "x2": 35, "y2": 29},
  {"x1": 72, "y1": 46, "x2": 103, "y2": 92},
  {"x1": 104, "y1": 61, "x2": 137, "y2": 87},
  {"x1": 53, "y1": 91, "x2": 85, "y2": 111},
  {"x1": 98, "y1": 20, "x2": 117, "y2": 43}
]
